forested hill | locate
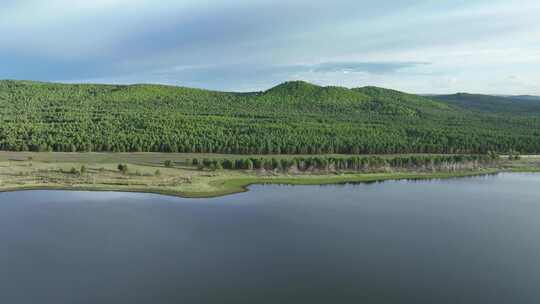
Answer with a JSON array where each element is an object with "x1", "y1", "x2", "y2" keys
[
  {"x1": 0, "y1": 80, "x2": 539, "y2": 154},
  {"x1": 513, "y1": 95, "x2": 540, "y2": 101},
  {"x1": 432, "y1": 93, "x2": 540, "y2": 115}
]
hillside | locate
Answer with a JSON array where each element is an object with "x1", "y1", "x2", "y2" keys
[
  {"x1": 432, "y1": 93, "x2": 540, "y2": 115},
  {"x1": 513, "y1": 95, "x2": 540, "y2": 101},
  {"x1": 0, "y1": 80, "x2": 539, "y2": 154}
]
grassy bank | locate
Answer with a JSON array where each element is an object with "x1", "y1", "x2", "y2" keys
[{"x1": 0, "y1": 153, "x2": 537, "y2": 198}]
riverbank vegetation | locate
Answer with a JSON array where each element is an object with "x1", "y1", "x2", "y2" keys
[
  {"x1": 0, "y1": 152, "x2": 537, "y2": 198},
  {"x1": 191, "y1": 154, "x2": 495, "y2": 172}
]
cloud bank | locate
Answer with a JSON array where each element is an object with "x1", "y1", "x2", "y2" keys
[{"x1": 1, "y1": 0, "x2": 539, "y2": 94}]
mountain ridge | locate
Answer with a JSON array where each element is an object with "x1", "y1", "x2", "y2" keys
[
  {"x1": 431, "y1": 93, "x2": 540, "y2": 115},
  {"x1": 2, "y1": 79, "x2": 537, "y2": 100}
]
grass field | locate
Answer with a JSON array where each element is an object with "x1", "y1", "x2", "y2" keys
[{"x1": 0, "y1": 152, "x2": 538, "y2": 198}]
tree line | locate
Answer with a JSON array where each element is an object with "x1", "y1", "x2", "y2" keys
[{"x1": 190, "y1": 155, "x2": 497, "y2": 172}]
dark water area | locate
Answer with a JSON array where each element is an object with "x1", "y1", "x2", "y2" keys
[{"x1": 1, "y1": 173, "x2": 540, "y2": 304}]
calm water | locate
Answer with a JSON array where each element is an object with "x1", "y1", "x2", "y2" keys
[{"x1": 1, "y1": 173, "x2": 540, "y2": 304}]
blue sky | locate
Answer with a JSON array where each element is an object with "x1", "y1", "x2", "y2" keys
[{"x1": 1, "y1": 0, "x2": 539, "y2": 94}]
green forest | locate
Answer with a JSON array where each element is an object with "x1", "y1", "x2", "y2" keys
[
  {"x1": 1, "y1": 80, "x2": 539, "y2": 154},
  {"x1": 432, "y1": 93, "x2": 540, "y2": 115}
]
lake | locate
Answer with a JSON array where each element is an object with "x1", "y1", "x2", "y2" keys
[{"x1": 1, "y1": 173, "x2": 540, "y2": 304}]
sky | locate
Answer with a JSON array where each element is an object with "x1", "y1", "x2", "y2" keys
[{"x1": 1, "y1": 0, "x2": 539, "y2": 94}]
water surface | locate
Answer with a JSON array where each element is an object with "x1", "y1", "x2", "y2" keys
[{"x1": 1, "y1": 173, "x2": 540, "y2": 304}]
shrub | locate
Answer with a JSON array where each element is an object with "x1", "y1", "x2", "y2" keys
[{"x1": 117, "y1": 164, "x2": 129, "y2": 174}]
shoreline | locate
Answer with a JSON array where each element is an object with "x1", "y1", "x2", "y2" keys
[
  {"x1": 0, "y1": 152, "x2": 538, "y2": 198},
  {"x1": 1, "y1": 168, "x2": 536, "y2": 199}
]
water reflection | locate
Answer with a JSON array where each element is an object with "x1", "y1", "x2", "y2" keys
[{"x1": 1, "y1": 173, "x2": 539, "y2": 304}]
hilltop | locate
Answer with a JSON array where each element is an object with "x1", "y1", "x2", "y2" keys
[{"x1": 0, "y1": 80, "x2": 539, "y2": 154}]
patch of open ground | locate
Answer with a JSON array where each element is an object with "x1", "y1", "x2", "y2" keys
[{"x1": 0, "y1": 153, "x2": 538, "y2": 198}]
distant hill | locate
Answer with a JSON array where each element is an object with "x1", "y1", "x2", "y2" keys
[
  {"x1": 513, "y1": 95, "x2": 540, "y2": 101},
  {"x1": 432, "y1": 93, "x2": 540, "y2": 115},
  {"x1": 0, "y1": 79, "x2": 539, "y2": 154}
]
